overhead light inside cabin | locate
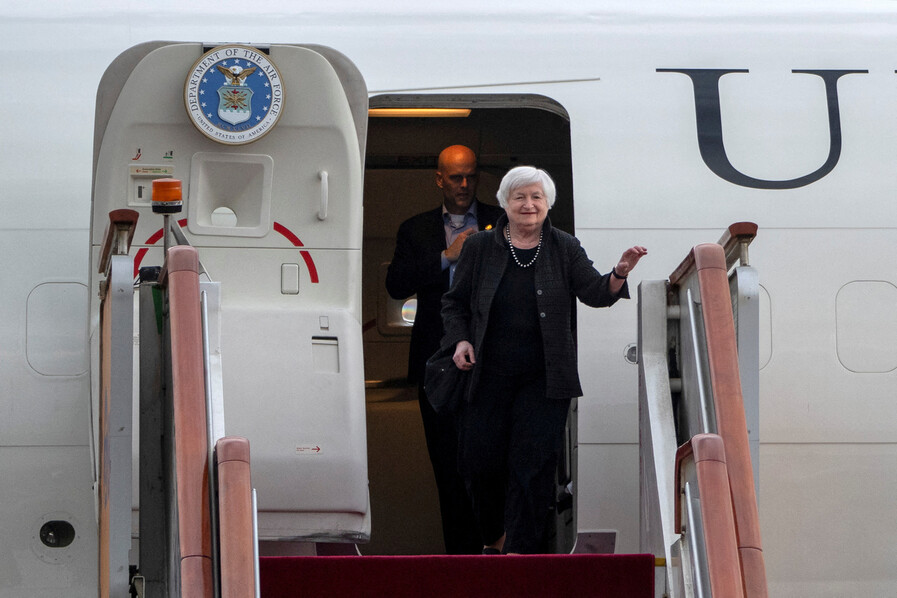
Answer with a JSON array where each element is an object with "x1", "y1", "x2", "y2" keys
[{"x1": 368, "y1": 108, "x2": 471, "y2": 118}]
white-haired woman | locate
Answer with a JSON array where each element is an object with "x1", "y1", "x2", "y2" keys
[{"x1": 440, "y1": 166, "x2": 646, "y2": 554}]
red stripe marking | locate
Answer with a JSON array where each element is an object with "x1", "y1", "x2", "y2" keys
[
  {"x1": 273, "y1": 222, "x2": 319, "y2": 284},
  {"x1": 273, "y1": 221, "x2": 303, "y2": 246},
  {"x1": 132, "y1": 219, "x2": 319, "y2": 284},
  {"x1": 299, "y1": 251, "x2": 320, "y2": 284}
]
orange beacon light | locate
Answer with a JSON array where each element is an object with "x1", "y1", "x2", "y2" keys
[{"x1": 152, "y1": 179, "x2": 183, "y2": 214}]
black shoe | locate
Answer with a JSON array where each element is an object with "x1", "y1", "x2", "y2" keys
[{"x1": 482, "y1": 547, "x2": 502, "y2": 555}]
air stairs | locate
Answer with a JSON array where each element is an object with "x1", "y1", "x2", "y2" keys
[
  {"x1": 640, "y1": 223, "x2": 768, "y2": 598},
  {"x1": 97, "y1": 216, "x2": 764, "y2": 597}
]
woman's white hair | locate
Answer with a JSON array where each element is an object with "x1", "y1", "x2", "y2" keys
[{"x1": 495, "y1": 166, "x2": 557, "y2": 209}]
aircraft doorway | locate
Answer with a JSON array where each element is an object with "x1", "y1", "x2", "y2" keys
[{"x1": 361, "y1": 95, "x2": 574, "y2": 555}]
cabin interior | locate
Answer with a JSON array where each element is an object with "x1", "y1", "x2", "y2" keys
[{"x1": 360, "y1": 95, "x2": 575, "y2": 554}]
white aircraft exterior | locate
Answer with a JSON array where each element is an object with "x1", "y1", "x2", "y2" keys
[{"x1": 3, "y1": 1, "x2": 897, "y2": 596}]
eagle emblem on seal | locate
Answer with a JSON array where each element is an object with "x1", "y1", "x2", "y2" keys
[{"x1": 216, "y1": 64, "x2": 258, "y2": 125}]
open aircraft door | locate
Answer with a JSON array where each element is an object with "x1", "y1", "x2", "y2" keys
[{"x1": 89, "y1": 41, "x2": 370, "y2": 556}]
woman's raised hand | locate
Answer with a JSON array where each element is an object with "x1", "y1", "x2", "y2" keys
[{"x1": 615, "y1": 246, "x2": 648, "y2": 277}]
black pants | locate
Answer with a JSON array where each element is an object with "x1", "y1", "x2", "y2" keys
[
  {"x1": 458, "y1": 371, "x2": 570, "y2": 554},
  {"x1": 417, "y1": 385, "x2": 481, "y2": 554}
]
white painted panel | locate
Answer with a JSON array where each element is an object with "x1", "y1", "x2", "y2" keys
[
  {"x1": 754, "y1": 229, "x2": 897, "y2": 443},
  {"x1": 92, "y1": 44, "x2": 362, "y2": 254},
  {"x1": 761, "y1": 443, "x2": 897, "y2": 597},
  {"x1": 195, "y1": 247, "x2": 361, "y2": 312},
  {"x1": 89, "y1": 42, "x2": 369, "y2": 546},
  {"x1": 0, "y1": 230, "x2": 89, "y2": 447},
  {"x1": 221, "y1": 308, "x2": 368, "y2": 515}
]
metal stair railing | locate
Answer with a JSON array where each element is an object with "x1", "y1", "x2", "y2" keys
[
  {"x1": 97, "y1": 209, "x2": 139, "y2": 598},
  {"x1": 639, "y1": 223, "x2": 768, "y2": 598},
  {"x1": 674, "y1": 434, "x2": 744, "y2": 598}
]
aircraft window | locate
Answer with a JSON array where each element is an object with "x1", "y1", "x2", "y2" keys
[
  {"x1": 39, "y1": 520, "x2": 76, "y2": 548},
  {"x1": 401, "y1": 298, "x2": 417, "y2": 324},
  {"x1": 26, "y1": 282, "x2": 89, "y2": 376},
  {"x1": 836, "y1": 281, "x2": 897, "y2": 373}
]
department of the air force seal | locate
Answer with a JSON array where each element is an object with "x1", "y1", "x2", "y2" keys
[{"x1": 185, "y1": 45, "x2": 284, "y2": 145}]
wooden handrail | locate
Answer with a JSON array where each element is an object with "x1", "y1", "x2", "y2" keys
[
  {"x1": 675, "y1": 434, "x2": 745, "y2": 598},
  {"x1": 693, "y1": 243, "x2": 768, "y2": 598},
  {"x1": 717, "y1": 222, "x2": 758, "y2": 270},
  {"x1": 668, "y1": 221, "x2": 757, "y2": 288},
  {"x1": 217, "y1": 437, "x2": 256, "y2": 598},
  {"x1": 98, "y1": 209, "x2": 139, "y2": 274},
  {"x1": 161, "y1": 246, "x2": 213, "y2": 598}
]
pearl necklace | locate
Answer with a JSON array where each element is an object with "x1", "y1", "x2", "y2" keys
[{"x1": 506, "y1": 225, "x2": 543, "y2": 268}]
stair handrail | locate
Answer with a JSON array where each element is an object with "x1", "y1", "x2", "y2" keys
[
  {"x1": 689, "y1": 243, "x2": 768, "y2": 598},
  {"x1": 675, "y1": 434, "x2": 745, "y2": 598},
  {"x1": 216, "y1": 437, "x2": 256, "y2": 598},
  {"x1": 160, "y1": 246, "x2": 214, "y2": 597},
  {"x1": 716, "y1": 222, "x2": 758, "y2": 270},
  {"x1": 98, "y1": 208, "x2": 138, "y2": 274},
  {"x1": 669, "y1": 222, "x2": 757, "y2": 288}
]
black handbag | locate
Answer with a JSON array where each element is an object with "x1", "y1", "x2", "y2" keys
[{"x1": 423, "y1": 346, "x2": 470, "y2": 415}]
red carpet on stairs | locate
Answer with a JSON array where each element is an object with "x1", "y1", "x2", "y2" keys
[{"x1": 259, "y1": 554, "x2": 654, "y2": 597}]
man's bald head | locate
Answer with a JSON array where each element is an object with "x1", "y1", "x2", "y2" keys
[{"x1": 436, "y1": 145, "x2": 479, "y2": 215}]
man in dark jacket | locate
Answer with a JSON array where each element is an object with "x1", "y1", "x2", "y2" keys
[{"x1": 386, "y1": 145, "x2": 504, "y2": 554}]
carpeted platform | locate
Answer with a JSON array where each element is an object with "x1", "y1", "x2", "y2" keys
[{"x1": 259, "y1": 553, "x2": 654, "y2": 597}]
